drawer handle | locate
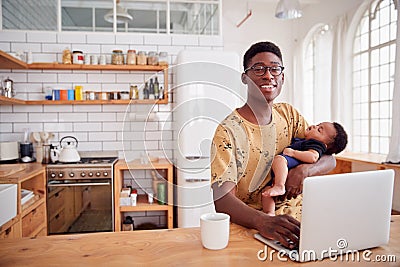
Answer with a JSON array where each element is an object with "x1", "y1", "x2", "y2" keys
[
  {"x1": 55, "y1": 214, "x2": 59, "y2": 219},
  {"x1": 55, "y1": 192, "x2": 59, "y2": 197},
  {"x1": 5, "y1": 227, "x2": 11, "y2": 235},
  {"x1": 31, "y1": 208, "x2": 37, "y2": 214}
]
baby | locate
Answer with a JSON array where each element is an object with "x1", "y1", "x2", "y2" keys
[{"x1": 262, "y1": 122, "x2": 348, "y2": 215}]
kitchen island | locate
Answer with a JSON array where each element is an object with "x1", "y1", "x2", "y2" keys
[{"x1": 0, "y1": 216, "x2": 399, "y2": 266}]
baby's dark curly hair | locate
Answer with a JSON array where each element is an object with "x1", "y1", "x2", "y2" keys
[
  {"x1": 243, "y1": 41, "x2": 283, "y2": 70},
  {"x1": 326, "y1": 122, "x2": 348, "y2": 155}
]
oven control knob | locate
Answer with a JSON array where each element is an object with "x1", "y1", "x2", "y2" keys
[
  {"x1": 69, "y1": 173, "x2": 74, "y2": 177},
  {"x1": 103, "y1": 172, "x2": 108, "y2": 177},
  {"x1": 51, "y1": 173, "x2": 56, "y2": 178},
  {"x1": 96, "y1": 172, "x2": 101, "y2": 177},
  {"x1": 88, "y1": 172, "x2": 93, "y2": 177},
  {"x1": 58, "y1": 173, "x2": 63, "y2": 178},
  {"x1": 81, "y1": 172, "x2": 86, "y2": 177}
]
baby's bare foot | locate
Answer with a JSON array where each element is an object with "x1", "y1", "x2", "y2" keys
[{"x1": 263, "y1": 185, "x2": 285, "y2": 197}]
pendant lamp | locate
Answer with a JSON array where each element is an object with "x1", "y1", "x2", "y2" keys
[
  {"x1": 104, "y1": 0, "x2": 133, "y2": 24},
  {"x1": 275, "y1": 0, "x2": 303, "y2": 20}
]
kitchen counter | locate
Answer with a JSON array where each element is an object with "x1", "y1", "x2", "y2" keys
[{"x1": 0, "y1": 216, "x2": 399, "y2": 266}]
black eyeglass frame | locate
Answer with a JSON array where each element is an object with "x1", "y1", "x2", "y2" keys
[{"x1": 244, "y1": 65, "x2": 285, "y2": 77}]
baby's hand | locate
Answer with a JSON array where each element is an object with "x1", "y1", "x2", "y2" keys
[{"x1": 283, "y1": 147, "x2": 295, "y2": 157}]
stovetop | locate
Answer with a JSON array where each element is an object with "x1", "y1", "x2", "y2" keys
[
  {"x1": 47, "y1": 151, "x2": 119, "y2": 168},
  {"x1": 48, "y1": 157, "x2": 118, "y2": 166}
]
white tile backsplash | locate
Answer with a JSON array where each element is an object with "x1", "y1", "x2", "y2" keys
[
  {"x1": 0, "y1": 30, "x2": 223, "y2": 168},
  {"x1": 87, "y1": 34, "x2": 115, "y2": 44},
  {"x1": 115, "y1": 34, "x2": 144, "y2": 45},
  {"x1": 0, "y1": 31, "x2": 26, "y2": 42},
  {"x1": 1, "y1": 113, "x2": 28, "y2": 122},
  {"x1": 27, "y1": 32, "x2": 57, "y2": 43},
  {"x1": 73, "y1": 122, "x2": 102, "y2": 132}
]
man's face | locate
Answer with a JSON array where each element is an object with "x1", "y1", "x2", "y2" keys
[{"x1": 242, "y1": 52, "x2": 284, "y2": 104}]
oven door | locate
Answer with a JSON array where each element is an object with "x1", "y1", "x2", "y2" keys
[{"x1": 47, "y1": 179, "x2": 113, "y2": 234}]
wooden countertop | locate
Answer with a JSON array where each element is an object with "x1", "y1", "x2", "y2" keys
[
  {"x1": 0, "y1": 163, "x2": 44, "y2": 183},
  {"x1": 0, "y1": 216, "x2": 399, "y2": 266}
]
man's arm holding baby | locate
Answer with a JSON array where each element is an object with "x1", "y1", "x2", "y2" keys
[{"x1": 281, "y1": 155, "x2": 336, "y2": 200}]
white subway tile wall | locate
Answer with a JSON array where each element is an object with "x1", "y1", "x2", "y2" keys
[{"x1": 0, "y1": 30, "x2": 222, "y2": 228}]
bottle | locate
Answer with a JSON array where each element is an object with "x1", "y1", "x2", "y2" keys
[
  {"x1": 158, "y1": 86, "x2": 164, "y2": 99},
  {"x1": 149, "y1": 78, "x2": 155, "y2": 99},
  {"x1": 154, "y1": 77, "x2": 159, "y2": 99},
  {"x1": 143, "y1": 82, "x2": 149, "y2": 99}
]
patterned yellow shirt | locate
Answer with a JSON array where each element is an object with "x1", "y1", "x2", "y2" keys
[{"x1": 211, "y1": 103, "x2": 308, "y2": 215}]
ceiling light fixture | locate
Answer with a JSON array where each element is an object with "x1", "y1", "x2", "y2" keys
[
  {"x1": 104, "y1": 0, "x2": 133, "y2": 24},
  {"x1": 275, "y1": 0, "x2": 303, "y2": 20}
]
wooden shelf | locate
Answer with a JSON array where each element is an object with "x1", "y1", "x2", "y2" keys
[
  {"x1": 0, "y1": 51, "x2": 168, "y2": 72},
  {"x1": 27, "y1": 62, "x2": 168, "y2": 71},
  {"x1": 0, "y1": 95, "x2": 168, "y2": 105},
  {"x1": 114, "y1": 159, "x2": 174, "y2": 231},
  {"x1": 0, "y1": 50, "x2": 170, "y2": 106},
  {"x1": 0, "y1": 51, "x2": 27, "y2": 69},
  {"x1": 120, "y1": 195, "x2": 171, "y2": 212}
]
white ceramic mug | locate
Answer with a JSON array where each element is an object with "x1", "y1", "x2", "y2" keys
[{"x1": 200, "y1": 212, "x2": 230, "y2": 250}]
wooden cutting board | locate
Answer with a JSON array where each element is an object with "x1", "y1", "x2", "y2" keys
[{"x1": 0, "y1": 164, "x2": 26, "y2": 177}]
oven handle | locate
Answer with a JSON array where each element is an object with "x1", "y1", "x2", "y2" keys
[{"x1": 48, "y1": 182, "x2": 110, "y2": 187}]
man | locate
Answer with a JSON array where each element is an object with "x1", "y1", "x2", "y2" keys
[{"x1": 211, "y1": 41, "x2": 335, "y2": 248}]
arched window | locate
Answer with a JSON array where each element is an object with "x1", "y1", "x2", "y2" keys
[{"x1": 352, "y1": 0, "x2": 397, "y2": 154}]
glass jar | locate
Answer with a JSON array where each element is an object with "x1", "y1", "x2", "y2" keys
[
  {"x1": 62, "y1": 48, "x2": 72, "y2": 64},
  {"x1": 158, "y1": 52, "x2": 168, "y2": 66},
  {"x1": 112, "y1": 50, "x2": 124, "y2": 65},
  {"x1": 147, "y1": 51, "x2": 158, "y2": 66},
  {"x1": 137, "y1": 51, "x2": 147, "y2": 65},
  {"x1": 126, "y1": 50, "x2": 136, "y2": 65}
]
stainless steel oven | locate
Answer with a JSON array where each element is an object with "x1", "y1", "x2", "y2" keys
[{"x1": 46, "y1": 152, "x2": 117, "y2": 235}]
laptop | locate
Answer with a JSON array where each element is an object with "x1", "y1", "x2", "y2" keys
[{"x1": 254, "y1": 169, "x2": 395, "y2": 262}]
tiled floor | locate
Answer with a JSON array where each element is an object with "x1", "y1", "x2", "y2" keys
[{"x1": 68, "y1": 209, "x2": 112, "y2": 233}]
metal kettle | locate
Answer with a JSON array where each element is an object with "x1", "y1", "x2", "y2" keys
[
  {"x1": 2, "y1": 77, "x2": 15, "y2": 98},
  {"x1": 54, "y1": 136, "x2": 81, "y2": 163}
]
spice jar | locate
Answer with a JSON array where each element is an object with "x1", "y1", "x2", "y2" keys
[
  {"x1": 62, "y1": 48, "x2": 72, "y2": 64},
  {"x1": 147, "y1": 51, "x2": 158, "y2": 66},
  {"x1": 137, "y1": 51, "x2": 147, "y2": 65},
  {"x1": 158, "y1": 52, "x2": 168, "y2": 66},
  {"x1": 72, "y1": 51, "x2": 84, "y2": 64},
  {"x1": 126, "y1": 50, "x2": 136, "y2": 65},
  {"x1": 112, "y1": 50, "x2": 124, "y2": 65}
]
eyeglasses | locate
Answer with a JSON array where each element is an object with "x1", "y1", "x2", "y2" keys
[{"x1": 244, "y1": 65, "x2": 285, "y2": 76}]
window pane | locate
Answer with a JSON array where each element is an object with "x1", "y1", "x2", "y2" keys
[
  {"x1": 2, "y1": 0, "x2": 57, "y2": 31},
  {"x1": 380, "y1": 101, "x2": 390, "y2": 118},
  {"x1": 371, "y1": 119, "x2": 379, "y2": 135},
  {"x1": 380, "y1": 82, "x2": 390, "y2": 101},
  {"x1": 380, "y1": 64, "x2": 389, "y2": 82},
  {"x1": 380, "y1": 46, "x2": 389, "y2": 64},
  {"x1": 380, "y1": 119, "x2": 390, "y2": 136},
  {"x1": 371, "y1": 84, "x2": 379, "y2": 101},
  {"x1": 371, "y1": 102, "x2": 379, "y2": 118},
  {"x1": 360, "y1": 136, "x2": 369, "y2": 152},
  {"x1": 380, "y1": 25, "x2": 390, "y2": 43},
  {"x1": 371, "y1": 66, "x2": 379, "y2": 84},
  {"x1": 371, "y1": 137, "x2": 379, "y2": 153},
  {"x1": 170, "y1": 2, "x2": 219, "y2": 35}
]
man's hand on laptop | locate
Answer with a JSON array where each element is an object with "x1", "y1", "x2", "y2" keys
[{"x1": 257, "y1": 214, "x2": 300, "y2": 249}]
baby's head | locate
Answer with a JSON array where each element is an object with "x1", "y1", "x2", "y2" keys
[
  {"x1": 305, "y1": 122, "x2": 348, "y2": 155},
  {"x1": 326, "y1": 122, "x2": 348, "y2": 155}
]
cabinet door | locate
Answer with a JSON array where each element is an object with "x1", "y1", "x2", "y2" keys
[
  {"x1": 48, "y1": 188, "x2": 65, "y2": 217},
  {"x1": 0, "y1": 220, "x2": 21, "y2": 239},
  {"x1": 22, "y1": 203, "x2": 46, "y2": 237}
]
